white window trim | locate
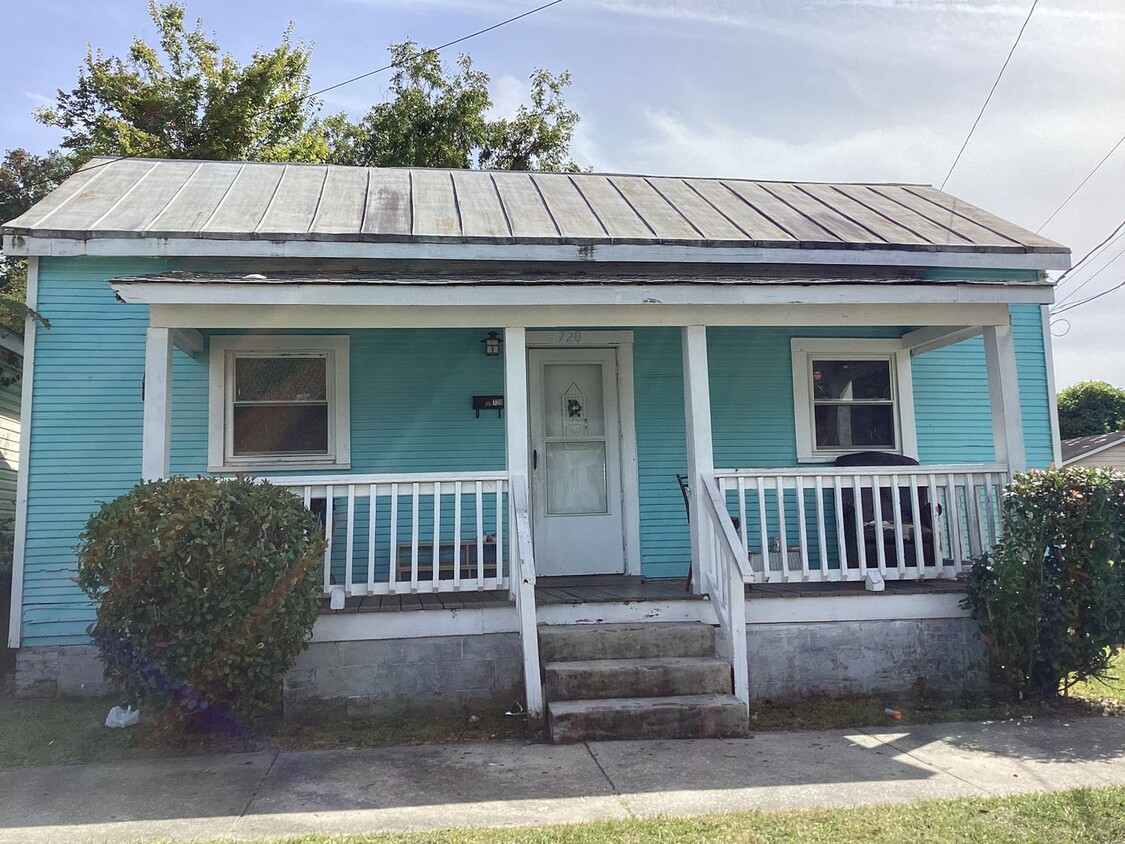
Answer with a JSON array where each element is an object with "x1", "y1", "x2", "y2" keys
[
  {"x1": 791, "y1": 338, "x2": 917, "y2": 464},
  {"x1": 208, "y1": 335, "x2": 351, "y2": 472}
]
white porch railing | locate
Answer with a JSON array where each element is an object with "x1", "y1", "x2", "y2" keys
[
  {"x1": 714, "y1": 464, "x2": 1008, "y2": 584},
  {"x1": 268, "y1": 471, "x2": 509, "y2": 596},
  {"x1": 699, "y1": 473, "x2": 751, "y2": 709}
]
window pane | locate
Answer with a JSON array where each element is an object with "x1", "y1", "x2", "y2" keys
[
  {"x1": 233, "y1": 404, "x2": 329, "y2": 454},
  {"x1": 546, "y1": 441, "x2": 608, "y2": 515},
  {"x1": 812, "y1": 360, "x2": 891, "y2": 401},
  {"x1": 236, "y1": 357, "x2": 327, "y2": 402},
  {"x1": 814, "y1": 404, "x2": 895, "y2": 448}
]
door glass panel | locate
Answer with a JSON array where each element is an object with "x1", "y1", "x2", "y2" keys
[
  {"x1": 543, "y1": 363, "x2": 605, "y2": 438},
  {"x1": 546, "y1": 442, "x2": 608, "y2": 515}
]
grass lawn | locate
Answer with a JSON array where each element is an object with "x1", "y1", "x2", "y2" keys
[
  {"x1": 2, "y1": 650, "x2": 1122, "y2": 769},
  {"x1": 144, "y1": 787, "x2": 1125, "y2": 844}
]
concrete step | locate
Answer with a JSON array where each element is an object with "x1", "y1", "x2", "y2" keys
[
  {"x1": 538, "y1": 622, "x2": 715, "y2": 663},
  {"x1": 547, "y1": 694, "x2": 750, "y2": 743},
  {"x1": 544, "y1": 657, "x2": 732, "y2": 701}
]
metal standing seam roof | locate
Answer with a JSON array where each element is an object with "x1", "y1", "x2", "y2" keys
[
  {"x1": 3, "y1": 157, "x2": 1068, "y2": 259},
  {"x1": 1060, "y1": 430, "x2": 1125, "y2": 464}
]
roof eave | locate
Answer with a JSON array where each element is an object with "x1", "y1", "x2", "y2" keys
[{"x1": 3, "y1": 233, "x2": 1072, "y2": 272}]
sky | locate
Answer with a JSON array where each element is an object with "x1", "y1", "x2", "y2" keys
[{"x1": 1, "y1": 0, "x2": 1122, "y2": 389}]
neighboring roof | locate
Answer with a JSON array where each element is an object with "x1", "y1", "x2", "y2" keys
[
  {"x1": 2, "y1": 158, "x2": 1069, "y2": 269},
  {"x1": 1060, "y1": 430, "x2": 1125, "y2": 465}
]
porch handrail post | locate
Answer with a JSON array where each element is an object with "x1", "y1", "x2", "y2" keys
[
  {"x1": 142, "y1": 326, "x2": 173, "y2": 480},
  {"x1": 504, "y1": 326, "x2": 530, "y2": 590},
  {"x1": 682, "y1": 325, "x2": 716, "y2": 592},
  {"x1": 982, "y1": 323, "x2": 1026, "y2": 474}
]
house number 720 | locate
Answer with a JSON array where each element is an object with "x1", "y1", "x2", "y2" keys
[{"x1": 558, "y1": 331, "x2": 582, "y2": 344}]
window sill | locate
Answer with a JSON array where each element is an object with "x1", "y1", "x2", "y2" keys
[{"x1": 208, "y1": 458, "x2": 351, "y2": 474}]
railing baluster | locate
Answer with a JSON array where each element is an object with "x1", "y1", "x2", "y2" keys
[
  {"x1": 775, "y1": 476, "x2": 788, "y2": 581},
  {"x1": 795, "y1": 475, "x2": 810, "y2": 581},
  {"x1": 890, "y1": 472, "x2": 905, "y2": 577},
  {"x1": 981, "y1": 473, "x2": 997, "y2": 549},
  {"x1": 756, "y1": 477, "x2": 768, "y2": 581},
  {"x1": 736, "y1": 476, "x2": 748, "y2": 557},
  {"x1": 388, "y1": 483, "x2": 399, "y2": 592},
  {"x1": 871, "y1": 472, "x2": 886, "y2": 577},
  {"x1": 853, "y1": 475, "x2": 867, "y2": 577},
  {"x1": 964, "y1": 473, "x2": 981, "y2": 557},
  {"x1": 495, "y1": 484, "x2": 504, "y2": 586},
  {"x1": 833, "y1": 476, "x2": 847, "y2": 582},
  {"x1": 814, "y1": 475, "x2": 828, "y2": 580},
  {"x1": 475, "y1": 480, "x2": 485, "y2": 588},
  {"x1": 453, "y1": 480, "x2": 463, "y2": 590},
  {"x1": 927, "y1": 475, "x2": 942, "y2": 574},
  {"x1": 367, "y1": 484, "x2": 377, "y2": 593},
  {"x1": 946, "y1": 475, "x2": 964, "y2": 569},
  {"x1": 432, "y1": 482, "x2": 442, "y2": 589},
  {"x1": 345, "y1": 484, "x2": 356, "y2": 595},
  {"x1": 410, "y1": 482, "x2": 420, "y2": 592},
  {"x1": 909, "y1": 474, "x2": 924, "y2": 577},
  {"x1": 323, "y1": 485, "x2": 334, "y2": 594}
]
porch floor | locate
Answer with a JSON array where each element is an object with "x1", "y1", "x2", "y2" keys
[{"x1": 319, "y1": 574, "x2": 965, "y2": 615}]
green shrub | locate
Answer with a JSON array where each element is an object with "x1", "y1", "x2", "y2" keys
[
  {"x1": 963, "y1": 468, "x2": 1125, "y2": 699},
  {"x1": 77, "y1": 477, "x2": 325, "y2": 724}
]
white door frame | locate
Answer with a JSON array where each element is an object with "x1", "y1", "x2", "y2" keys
[{"x1": 526, "y1": 331, "x2": 642, "y2": 576}]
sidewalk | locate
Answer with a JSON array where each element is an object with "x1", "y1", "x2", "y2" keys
[{"x1": 2, "y1": 716, "x2": 1124, "y2": 843}]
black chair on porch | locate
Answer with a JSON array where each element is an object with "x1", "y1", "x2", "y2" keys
[{"x1": 835, "y1": 451, "x2": 939, "y2": 570}]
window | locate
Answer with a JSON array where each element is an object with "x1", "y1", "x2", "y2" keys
[
  {"x1": 791, "y1": 339, "x2": 916, "y2": 463},
  {"x1": 209, "y1": 336, "x2": 350, "y2": 471}
]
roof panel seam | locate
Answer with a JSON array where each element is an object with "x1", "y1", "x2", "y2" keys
[
  {"x1": 606, "y1": 176, "x2": 658, "y2": 238},
  {"x1": 755, "y1": 182, "x2": 847, "y2": 242},
  {"x1": 306, "y1": 166, "x2": 333, "y2": 233},
  {"x1": 681, "y1": 180, "x2": 753, "y2": 239},
  {"x1": 359, "y1": 168, "x2": 373, "y2": 232},
  {"x1": 527, "y1": 175, "x2": 563, "y2": 237},
  {"x1": 488, "y1": 172, "x2": 515, "y2": 238},
  {"x1": 143, "y1": 161, "x2": 203, "y2": 232},
  {"x1": 200, "y1": 163, "x2": 247, "y2": 233},
  {"x1": 645, "y1": 178, "x2": 707, "y2": 239},
  {"x1": 866, "y1": 185, "x2": 990, "y2": 249},
  {"x1": 88, "y1": 161, "x2": 159, "y2": 231},
  {"x1": 28, "y1": 161, "x2": 107, "y2": 230},
  {"x1": 829, "y1": 184, "x2": 936, "y2": 246},
  {"x1": 253, "y1": 164, "x2": 290, "y2": 234},
  {"x1": 566, "y1": 175, "x2": 611, "y2": 237},
  {"x1": 449, "y1": 170, "x2": 464, "y2": 237},
  {"x1": 900, "y1": 185, "x2": 1023, "y2": 247},
  {"x1": 792, "y1": 183, "x2": 890, "y2": 244}
]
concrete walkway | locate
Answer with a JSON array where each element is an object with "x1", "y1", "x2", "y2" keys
[{"x1": 2, "y1": 716, "x2": 1124, "y2": 843}]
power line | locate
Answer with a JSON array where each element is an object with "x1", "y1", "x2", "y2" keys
[
  {"x1": 1052, "y1": 269, "x2": 1125, "y2": 316},
  {"x1": 1054, "y1": 228, "x2": 1125, "y2": 307},
  {"x1": 939, "y1": 0, "x2": 1039, "y2": 191},
  {"x1": 1052, "y1": 216, "x2": 1125, "y2": 291},
  {"x1": 1037, "y1": 131, "x2": 1125, "y2": 232},
  {"x1": 0, "y1": 0, "x2": 565, "y2": 205}
]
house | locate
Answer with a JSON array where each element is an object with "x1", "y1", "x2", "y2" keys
[
  {"x1": 1060, "y1": 430, "x2": 1125, "y2": 468},
  {"x1": 2, "y1": 158, "x2": 1068, "y2": 739},
  {"x1": 0, "y1": 330, "x2": 22, "y2": 668}
]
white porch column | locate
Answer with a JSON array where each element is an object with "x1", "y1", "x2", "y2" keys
[
  {"x1": 504, "y1": 327, "x2": 530, "y2": 484},
  {"x1": 983, "y1": 323, "x2": 1026, "y2": 473},
  {"x1": 142, "y1": 327, "x2": 173, "y2": 480},
  {"x1": 682, "y1": 325, "x2": 716, "y2": 592}
]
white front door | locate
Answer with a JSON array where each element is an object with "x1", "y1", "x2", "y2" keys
[{"x1": 529, "y1": 347, "x2": 625, "y2": 576}]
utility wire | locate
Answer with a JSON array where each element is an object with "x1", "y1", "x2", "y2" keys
[
  {"x1": 1053, "y1": 231, "x2": 1125, "y2": 309},
  {"x1": 1037, "y1": 131, "x2": 1125, "y2": 232},
  {"x1": 1052, "y1": 216, "x2": 1125, "y2": 291},
  {"x1": 940, "y1": 0, "x2": 1039, "y2": 191},
  {"x1": 1052, "y1": 270, "x2": 1125, "y2": 316},
  {"x1": 0, "y1": 0, "x2": 565, "y2": 204}
]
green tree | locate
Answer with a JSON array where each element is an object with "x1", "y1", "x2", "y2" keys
[
  {"x1": 0, "y1": 148, "x2": 73, "y2": 333},
  {"x1": 1057, "y1": 380, "x2": 1125, "y2": 439},
  {"x1": 324, "y1": 41, "x2": 580, "y2": 171},
  {"x1": 34, "y1": 1, "x2": 327, "y2": 163}
]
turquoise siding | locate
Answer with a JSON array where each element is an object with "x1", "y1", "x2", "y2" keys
[{"x1": 20, "y1": 257, "x2": 1057, "y2": 644}]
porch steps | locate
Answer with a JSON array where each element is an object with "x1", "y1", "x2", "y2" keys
[{"x1": 539, "y1": 622, "x2": 750, "y2": 743}]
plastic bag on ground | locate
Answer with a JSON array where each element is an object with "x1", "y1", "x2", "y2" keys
[{"x1": 105, "y1": 706, "x2": 140, "y2": 728}]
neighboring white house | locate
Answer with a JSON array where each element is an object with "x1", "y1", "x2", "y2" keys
[{"x1": 1061, "y1": 430, "x2": 1125, "y2": 469}]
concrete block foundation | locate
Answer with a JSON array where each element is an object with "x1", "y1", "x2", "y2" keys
[
  {"x1": 15, "y1": 645, "x2": 107, "y2": 698},
  {"x1": 746, "y1": 617, "x2": 988, "y2": 700},
  {"x1": 283, "y1": 632, "x2": 525, "y2": 719}
]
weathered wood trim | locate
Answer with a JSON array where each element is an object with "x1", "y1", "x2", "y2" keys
[
  {"x1": 983, "y1": 324, "x2": 1027, "y2": 472},
  {"x1": 683, "y1": 326, "x2": 715, "y2": 592},
  {"x1": 6, "y1": 234, "x2": 1072, "y2": 271},
  {"x1": 8, "y1": 257, "x2": 35, "y2": 648},
  {"x1": 141, "y1": 327, "x2": 173, "y2": 481},
  {"x1": 171, "y1": 328, "x2": 204, "y2": 356},
  {"x1": 147, "y1": 302, "x2": 1016, "y2": 331},
  {"x1": 902, "y1": 325, "x2": 983, "y2": 356},
  {"x1": 1042, "y1": 305, "x2": 1063, "y2": 466},
  {"x1": 118, "y1": 281, "x2": 1054, "y2": 308}
]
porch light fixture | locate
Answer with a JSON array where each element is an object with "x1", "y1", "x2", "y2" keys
[{"x1": 481, "y1": 331, "x2": 503, "y2": 357}]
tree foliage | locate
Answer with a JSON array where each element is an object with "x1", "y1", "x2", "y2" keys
[
  {"x1": 1057, "y1": 381, "x2": 1125, "y2": 440},
  {"x1": 324, "y1": 41, "x2": 580, "y2": 171},
  {"x1": 77, "y1": 477, "x2": 325, "y2": 726},
  {"x1": 35, "y1": 1, "x2": 327, "y2": 163},
  {"x1": 0, "y1": 148, "x2": 73, "y2": 333},
  {"x1": 963, "y1": 468, "x2": 1125, "y2": 700}
]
